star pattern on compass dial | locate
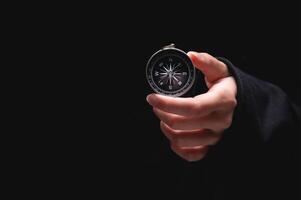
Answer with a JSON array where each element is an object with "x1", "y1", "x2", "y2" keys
[
  {"x1": 151, "y1": 55, "x2": 191, "y2": 94},
  {"x1": 154, "y1": 61, "x2": 187, "y2": 90},
  {"x1": 146, "y1": 48, "x2": 195, "y2": 97}
]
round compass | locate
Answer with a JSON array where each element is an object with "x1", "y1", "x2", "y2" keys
[{"x1": 146, "y1": 44, "x2": 195, "y2": 96}]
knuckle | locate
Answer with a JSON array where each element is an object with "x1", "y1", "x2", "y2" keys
[
  {"x1": 208, "y1": 134, "x2": 221, "y2": 145},
  {"x1": 227, "y1": 98, "x2": 237, "y2": 109},
  {"x1": 168, "y1": 130, "x2": 178, "y2": 141},
  {"x1": 172, "y1": 144, "x2": 208, "y2": 162},
  {"x1": 217, "y1": 89, "x2": 228, "y2": 101},
  {"x1": 186, "y1": 151, "x2": 207, "y2": 162},
  {"x1": 218, "y1": 91, "x2": 237, "y2": 109},
  {"x1": 173, "y1": 136, "x2": 186, "y2": 147},
  {"x1": 172, "y1": 137, "x2": 181, "y2": 146},
  {"x1": 167, "y1": 116, "x2": 178, "y2": 129},
  {"x1": 222, "y1": 115, "x2": 233, "y2": 129},
  {"x1": 160, "y1": 123, "x2": 169, "y2": 136}
]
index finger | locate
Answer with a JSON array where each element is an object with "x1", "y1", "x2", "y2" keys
[{"x1": 146, "y1": 93, "x2": 220, "y2": 117}]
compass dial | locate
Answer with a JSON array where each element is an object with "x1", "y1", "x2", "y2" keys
[{"x1": 146, "y1": 46, "x2": 195, "y2": 96}]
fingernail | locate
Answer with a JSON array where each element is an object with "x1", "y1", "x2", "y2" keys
[
  {"x1": 146, "y1": 94, "x2": 153, "y2": 104},
  {"x1": 187, "y1": 51, "x2": 197, "y2": 55}
]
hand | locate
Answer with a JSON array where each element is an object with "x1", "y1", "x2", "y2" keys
[{"x1": 146, "y1": 52, "x2": 237, "y2": 162}]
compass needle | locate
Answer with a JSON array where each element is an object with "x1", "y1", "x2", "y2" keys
[{"x1": 173, "y1": 76, "x2": 179, "y2": 82}]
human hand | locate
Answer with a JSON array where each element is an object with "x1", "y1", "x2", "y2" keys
[{"x1": 146, "y1": 52, "x2": 237, "y2": 161}]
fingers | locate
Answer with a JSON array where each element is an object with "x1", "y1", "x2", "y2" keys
[
  {"x1": 170, "y1": 143, "x2": 209, "y2": 162},
  {"x1": 160, "y1": 121, "x2": 221, "y2": 147},
  {"x1": 147, "y1": 92, "x2": 222, "y2": 117},
  {"x1": 147, "y1": 77, "x2": 237, "y2": 129},
  {"x1": 187, "y1": 51, "x2": 229, "y2": 83},
  {"x1": 153, "y1": 108, "x2": 233, "y2": 131},
  {"x1": 147, "y1": 94, "x2": 198, "y2": 116},
  {"x1": 161, "y1": 121, "x2": 217, "y2": 162}
]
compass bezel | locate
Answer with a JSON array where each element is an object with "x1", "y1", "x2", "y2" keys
[{"x1": 146, "y1": 47, "x2": 195, "y2": 97}]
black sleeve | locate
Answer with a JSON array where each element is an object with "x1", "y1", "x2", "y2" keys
[
  {"x1": 214, "y1": 57, "x2": 301, "y2": 164},
  {"x1": 218, "y1": 57, "x2": 301, "y2": 142},
  {"x1": 205, "y1": 58, "x2": 301, "y2": 199}
]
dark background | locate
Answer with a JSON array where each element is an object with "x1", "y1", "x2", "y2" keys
[{"x1": 49, "y1": 3, "x2": 301, "y2": 198}]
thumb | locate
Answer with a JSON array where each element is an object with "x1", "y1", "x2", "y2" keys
[{"x1": 187, "y1": 51, "x2": 229, "y2": 83}]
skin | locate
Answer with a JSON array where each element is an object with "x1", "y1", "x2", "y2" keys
[{"x1": 146, "y1": 52, "x2": 237, "y2": 162}]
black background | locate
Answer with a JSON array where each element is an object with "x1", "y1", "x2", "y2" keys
[{"x1": 48, "y1": 3, "x2": 301, "y2": 198}]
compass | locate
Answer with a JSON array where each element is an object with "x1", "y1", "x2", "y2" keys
[{"x1": 146, "y1": 44, "x2": 195, "y2": 96}]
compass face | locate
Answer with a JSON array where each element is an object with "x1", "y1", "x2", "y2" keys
[{"x1": 146, "y1": 48, "x2": 195, "y2": 96}]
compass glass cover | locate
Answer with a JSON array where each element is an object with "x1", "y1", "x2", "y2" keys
[{"x1": 146, "y1": 48, "x2": 195, "y2": 96}]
